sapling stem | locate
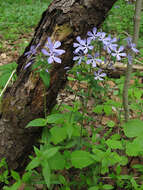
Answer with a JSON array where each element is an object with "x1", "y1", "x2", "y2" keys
[{"x1": 123, "y1": 0, "x2": 142, "y2": 122}]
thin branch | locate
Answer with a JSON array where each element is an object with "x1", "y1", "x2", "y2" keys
[
  {"x1": 122, "y1": 0, "x2": 142, "y2": 122},
  {"x1": 0, "y1": 69, "x2": 16, "y2": 98}
]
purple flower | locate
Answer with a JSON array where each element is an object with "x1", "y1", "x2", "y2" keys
[
  {"x1": 94, "y1": 69, "x2": 106, "y2": 81},
  {"x1": 111, "y1": 46, "x2": 127, "y2": 60},
  {"x1": 24, "y1": 61, "x2": 33, "y2": 69},
  {"x1": 24, "y1": 57, "x2": 35, "y2": 69},
  {"x1": 86, "y1": 52, "x2": 102, "y2": 67},
  {"x1": 73, "y1": 51, "x2": 84, "y2": 65},
  {"x1": 126, "y1": 37, "x2": 139, "y2": 53},
  {"x1": 73, "y1": 36, "x2": 93, "y2": 54},
  {"x1": 103, "y1": 35, "x2": 118, "y2": 54},
  {"x1": 87, "y1": 27, "x2": 101, "y2": 41},
  {"x1": 25, "y1": 44, "x2": 40, "y2": 58},
  {"x1": 97, "y1": 32, "x2": 106, "y2": 42},
  {"x1": 42, "y1": 37, "x2": 65, "y2": 64}
]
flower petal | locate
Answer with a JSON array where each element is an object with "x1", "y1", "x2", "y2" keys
[
  {"x1": 41, "y1": 49, "x2": 49, "y2": 56},
  {"x1": 53, "y1": 56, "x2": 61, "y2": 63}
]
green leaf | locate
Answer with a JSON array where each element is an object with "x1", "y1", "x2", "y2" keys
[
  {"x1": 46, "y1": 113, "x2": 65, "y2": 124},
  {"x1": 102, "y1": 184, "x2": 114, "y2": 189},
  {"x1": 26, "y1": 118, "x2": 47, "y2": 128},
  {"x1": 3, "y1": 181, "x2": 21, "y2": 190},
  {"x1": 11, "y1": 170, "x2": 20, "y2": 181},
  {"x1": 92, "y1": 148, "x2": 104, "y2": 162},
  {"x1": 42, "y1": 147, "x2": 59, "y2": 159},
  {"x1": 133, "y1": 88, "x2": 142, "y2": 99},
  {"x1": 123, "y1": 120, "x2": 143, "y2": 138},
  {"x1": 48, "y1": 152, "x2": 65, "y2": 170},
  {"x1": 22, "y1": 171, "x2": 32, "y2": 183},
  {"x1": 88, "y1": 186, "x2": 99, "y2": 190},
  {"x1": 106, "y1": 139, "x2": 123, "y2": 150},
  {"x1": 40, "y1": 70, "x2": 50, "y2": 88},
  {"x1": 58, "y1": 175, "x2": 66, "y2": 185},
  {"x1": 103, "y1": 105, "x2": 112, "y2": 116},
  {"x1": 66, "y1": 124, "x2": 74, "y2": 139},
  {"x1": 93, "y1": 105, "x2": 103, "y2": 114},
  {"x1": 107, "y1": 120, "x2": 115, "y2": 128},
  {"x1": 26, "y1": 157, "x2": 40, "y2": 171},
  {"x1": 130, "y1": 177, "x2": 138, "y2": 189},
  {"x1": 67, "y1": 76, "x2": 76, "y2": 81},
  {"x1": 50, "y1": 126, "x2": 67, "y2": 144},
  {"x1": 71, "y1": 150, "x2": 94, "y2": 169},
  {"x1": 126, "y1": 137, "x2": 143, "y2": 156},
  {"x1": 42, "y1": 162, "x2": 51, "y2": 188}
]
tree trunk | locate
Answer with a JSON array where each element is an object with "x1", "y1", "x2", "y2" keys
[{"x1": 0, "y1": 0, "x2": 117, "y2": 171}]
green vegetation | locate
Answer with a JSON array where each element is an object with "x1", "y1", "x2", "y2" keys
[{"x1": 0, "y1": 0, "x2": 51, "y2": 40}]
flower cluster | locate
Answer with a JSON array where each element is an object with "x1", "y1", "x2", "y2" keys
[
  {"x1": 73, "y1": 27, "x2": 139, "y2": 80},
  {"x1": 24, "y1": 28, "x2": 139, "y2": 83}
]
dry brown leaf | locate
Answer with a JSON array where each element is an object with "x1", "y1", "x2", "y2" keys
[
  {"x1": 1, "y1": 53, "x2": 7, "y2": 59},
  {"x1": 106, "y1": 80, "x2": 116, "y2": 88}
]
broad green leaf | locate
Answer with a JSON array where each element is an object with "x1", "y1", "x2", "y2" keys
[
  {"x1": 48, "y1": 152, "x2": 65, "y2": 170},
  {"x1": 26, "y1": 118, "x2": 47, "y2": 128},
  {"x1": 123, "y1": 120, "x2": 143, "y2": 138},
  {"x1": 50, "y1": 126, "x2": 67, "y2": 144},
  {"x1": 71, "y1": 150, "x2": 94, "y2": 169},
  {"x1": 92, "y1": 148, "x2": 104, "y2": 162},
  {"x1": 93, "y1": 105, "x2": 103, "y2": 114},
  {"x1": 103, "y1": 105, "x2": 112, "y2": 116},
  {"x1": 42, "y1": 147, "x2": 59, "y2": 159},
  {"x1": 42, "y1": 162, "x2": 51, "y2": 188},
  {"x1": 46, "y1": 113, "x2": 65, "y2": 124},
  {"x1": 66, "y1": 124, "x2": 74, "y2": 139},
  {"x1": 126, "y1": 137, "x2": 143, "y2": 156},
  {"x1": 106, "y1": 139, "x2": 123, "y2": 150},
  {"x1": 26, "y1": 157, "x2": 40, "y2": 171}
]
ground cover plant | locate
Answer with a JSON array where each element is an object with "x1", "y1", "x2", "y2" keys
[{"x1": 0, "y1": 0, "x2": 143, "y2": 190}]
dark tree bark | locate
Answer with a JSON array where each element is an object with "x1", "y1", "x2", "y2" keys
[{"x1": 0, "y1": 0, "x2": 117, "y2": 171}]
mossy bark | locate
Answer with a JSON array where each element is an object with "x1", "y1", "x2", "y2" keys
[{"x1": 0, "y1": 0, "x2": 117, "y2": 171}]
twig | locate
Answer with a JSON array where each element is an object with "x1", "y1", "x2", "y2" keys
[
  {"x1": 0, "y1": 69, "x2": 16, "y2": 98},
  {"x1": 122, "y1": 0, "x2": 142, "y2": 122}
]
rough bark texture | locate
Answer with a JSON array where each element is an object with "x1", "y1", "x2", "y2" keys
[{"x1": 0, "y1": 0, "x2": 117, "y2": 171}]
